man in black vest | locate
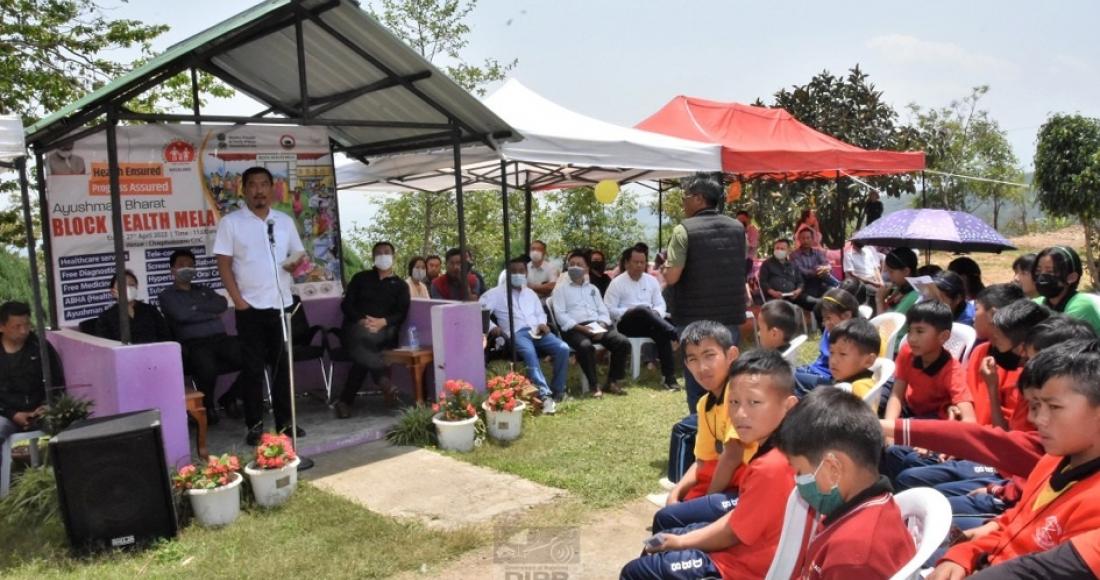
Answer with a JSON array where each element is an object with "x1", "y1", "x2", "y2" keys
[{"x1": 662, "y1": 173, "x2": 747, "y2": 413}]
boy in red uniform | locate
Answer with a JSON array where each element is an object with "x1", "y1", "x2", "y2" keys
[
  {"x1": 881, "y1": 300, "x2": 975, "y2": 481},
  {"x1": 656, "y1": 321, "x2": 746, "y2": 532},
  {"x1": 930, "y1": 339, "x2": 1100, "y2": 579},
  {"x1": 967, "y1": 284, "x2": 1027, "y2": 427},
  {"x1": 621, "y1": 350, "x2": 798, "y2": 580},
  {"x1": 984, "y1": 299, "x2": 1050, "y2": 430},
  {"x1": 777, "y1": 387, "x2": 916, "y2": 580}
]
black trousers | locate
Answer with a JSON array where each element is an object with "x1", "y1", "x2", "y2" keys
[
  {"x1": 562, "y1": 325, "x2": 631, "y2": 387},
  {"x1": 182, "y1": 333, "x2": 244, "y2": 410},
  {"x1": 236, "y1": 307, "x2": 292, "y2": 430},
  {"x1": 339, "y1": 323, "x2": 398, "y2": 405},
  {"x1": 616, "y1": 307, "x2": 678, "y2": 382}
]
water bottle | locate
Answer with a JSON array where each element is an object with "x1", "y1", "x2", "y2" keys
[{"x1": 407, "y1": 325, "x2": 420, "y2": 349}]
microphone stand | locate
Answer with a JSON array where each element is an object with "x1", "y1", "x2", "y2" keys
[{"x1": 267, "y1": 218, "x2": 314, "y2": 472}]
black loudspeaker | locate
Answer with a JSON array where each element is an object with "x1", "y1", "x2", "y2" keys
[{"x1": 50, "y1": 409, "x2": 178, "y2": 553}]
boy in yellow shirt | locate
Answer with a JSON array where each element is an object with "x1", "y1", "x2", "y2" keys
[{"x1": 827, "y1": 319, "x2": 881, "y2": 409}]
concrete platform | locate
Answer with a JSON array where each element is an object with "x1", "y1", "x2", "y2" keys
[
  {"x1": 305, "y1": 440, "x2": 567, "y2": 531},
  {"x1": 186, "y1": 392, "x2": 400, "y2": 464}
]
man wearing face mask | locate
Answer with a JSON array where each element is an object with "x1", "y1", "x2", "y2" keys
[
  {"x1": 758, "y1": 239, "x2": 815, "y2": 312},
  {"x1": 1032, "y1": 245, "x2": 1100, "y2": 335},
  {"x1": 337, "y1": 241, "x2": 411, "y2": 418},
  {"x1": 777, "y1": 387, "x2": 915, "y2": 579},
  {"x1": 94, "y1": 270, "x2": 171, "y2": 344},
  {"x1": 481, "y1": 257, "x2": 572, "y2": 414},
  {"x1": 587, "y1": 249, "x2": 611, "y2": 296},
  {"x1": 46, "y1": 143, "x2": 86, "y2": 175},
  {"x1": 526, "y1": 240, "x2": 560, "y2": 304},
  {"x1": 550, "y1": 249, "x2": 631, "y2": 397},
  {"x1": 159, "y1": 249, "x2": 245, "y2": 423}
]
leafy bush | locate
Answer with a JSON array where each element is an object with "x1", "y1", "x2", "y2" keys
[
  {"x1": 386, "y1": 405, "x2": 437, "y2": 447},
  {"x1": 0, "y1": 466, "x2": 60, "y2": 526},
  {"x1": 39, "y1": 393, "x2": 93, "y2": 436}
]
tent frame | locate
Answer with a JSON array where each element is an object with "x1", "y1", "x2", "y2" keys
[{"x1": 21, "y1": 0, "x2": 516, "y2": 343}]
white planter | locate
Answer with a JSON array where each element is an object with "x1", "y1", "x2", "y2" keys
[
  {"x1": 483, "y1": 401, "x2": 526, "y2": 442},
  {"x1": 244, "y1": 457, "x2": 300, "y2": 508},
  {"x1": 187, "y1": 473, "x2": 242, "y2": 527},
  {"x1": 432, "y1": 413, "x2": 477, "y2": 452}
]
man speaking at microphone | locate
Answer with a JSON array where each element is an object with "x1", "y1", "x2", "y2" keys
[{"x1": 214, "y1": 166, "x2": 308, "y2": 445}]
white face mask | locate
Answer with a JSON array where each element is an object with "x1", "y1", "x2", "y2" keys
[
  {"x1": 412, "y1": 267, "x2": 426, "y2": 282},
  {"x1": 529, "y1": 250, "x2": 543, "y2": 263},
  {"x1": 125, "y1": 284, "x2": 139, "y2": 302},
  {"x1": 774, "y1": 250, "x2": 788, "y2": 261},
  {"x1": 510, "y1": 274, "x2": 527, "y2": 289},
  {"x1": 374, "y1": 254, "x2": 394, "y2": 271}
]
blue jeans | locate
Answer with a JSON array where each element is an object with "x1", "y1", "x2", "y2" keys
[
  {"x1": 794, "y1": 370, "x2": 832, "y2": 398},
  {"x1": 683, "y1": 324, "x2": 741, "y2": 414},
  {"x1": 620, "y1": 523, "x2": 723, "y2": 579},
  {"x1": 512, "y1": 327, "x2": 571, "y2": 399},
  {"x1": 652, "y1": 492, "x2": 739, "y2": 533}
]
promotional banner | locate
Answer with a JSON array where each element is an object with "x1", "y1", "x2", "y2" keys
[{"x1": 45, "y1": 125, "x2": 341, "y2": 324}]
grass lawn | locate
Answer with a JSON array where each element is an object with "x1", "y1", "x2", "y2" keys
[{"x1": 0, "y1": 483, "x2": 484, "y2": 579}]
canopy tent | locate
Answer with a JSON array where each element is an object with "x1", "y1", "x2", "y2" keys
[
  {"x1": 635, "y1": 97, "x2": 925, "y2": 179},
  {"x1": 0, "y1": 117, "x2": 26, "y2": 163},
  {"x1": 336, "y1": 78, "x2": 723, "y2": 192},
  {"x1": 18, "y1": 0, "x2": 520, "y2": 344}
]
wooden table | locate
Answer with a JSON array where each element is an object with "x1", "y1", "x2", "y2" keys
[{"x1": 383, "y1": 347, "x2": 434, "y2": 404}]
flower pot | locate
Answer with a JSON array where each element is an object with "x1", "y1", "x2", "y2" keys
[
  {"x1": 244, "y1": 456, "x2": 301, "y2": 508},
  {"x1": 432, "y1": 413, "x2": 477, "y2": 452},
  {"x1": 483, "y1": 401, "x2": 526, "y2": 442},
  {"x1": 186, "y1": 472, "x2": 242, "y2": 527}
]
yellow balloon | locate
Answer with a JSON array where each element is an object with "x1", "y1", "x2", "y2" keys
[{"x1": 594, "y1": 180, "x2": 620, "y2": 204}]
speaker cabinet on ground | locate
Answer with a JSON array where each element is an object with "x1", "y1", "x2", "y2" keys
[{"x1": 50, "y1": 409, "x2": 178, "y2": 553}]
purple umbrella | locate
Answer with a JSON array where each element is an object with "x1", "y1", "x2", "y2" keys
[{"x1": 852, "y1": 209, "x2": 1016, "y2": 253}]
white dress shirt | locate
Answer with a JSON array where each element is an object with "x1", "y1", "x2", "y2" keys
[
  {"x1": 213, "y1": 208, "x2": 304, "y2": 310},
  {"x1": 550, "y1": 277, "x2": 610, "y2": 332},
  {"x1": 604, "y1": 272, "x2": 667, "y2": 321},
  {"x1": 843, "y1": 245, "x2": 882, "y2": 282},
  {"x1": 479, "y1": 285, "x2": 545, "y2": 337}
]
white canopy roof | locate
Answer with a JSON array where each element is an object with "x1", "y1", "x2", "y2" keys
[
  {"x1": 336, "y1": 79, "x2": 722, "y2": 192},
  {"x1": 0, "y1": 117, "x2": 25, "y2": 164}
]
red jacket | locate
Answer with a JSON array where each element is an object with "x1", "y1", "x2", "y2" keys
[
  {"x1": 893, "y1": 419, "x2": 1043, "y2": 478},
  {"x1": 942, "y1": 454, "x2": 1100, "y2": 573},
  {"x1": 1070, "y1": 529, "x2": 1100, "y2": 577},
  {"x1": 966, "y1": 342, "x2": 1029, "y2": 430}
]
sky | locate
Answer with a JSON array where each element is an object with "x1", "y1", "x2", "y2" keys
[{"x1": 114, "y1": 0, "x2": 1100, "y2": 229}]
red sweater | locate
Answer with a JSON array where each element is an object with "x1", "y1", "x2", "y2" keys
[
  {"x1": 893, "y1": 419, "x2": 1043, "y2": 478},
  {"x1": 1070, "y1": 529, "x2": 1100, "y2": 577},
  {"x1": 942, "y1": 454, "x2": 1100, "y2": 573},
  {"x1": 966, "y1": 342, "x2": 1029, "y2": 430}
]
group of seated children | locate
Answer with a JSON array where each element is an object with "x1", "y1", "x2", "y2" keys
[{"x1": 625, "y1": 246, "x2": 1100, "y2": 578}]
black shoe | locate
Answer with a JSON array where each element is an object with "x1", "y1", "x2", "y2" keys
[
  {"x1": 334, "y1": 401, "x2": 352, "y2": 419},
  {"x1": 663, "y1": 379, "x2": 682, "y2": 391},
  {"x1": 245, "y1": 425, "x2": 264, "y2": 446},
  {"x1": 278, "y1": 425, "x2": 306, "y2": 438},
  {"x1": 206, "y1": 408, "x2": 220, "y2": 426},
  {"x1": 218, "y1": 396, "x2": 242, "y2": 420}
]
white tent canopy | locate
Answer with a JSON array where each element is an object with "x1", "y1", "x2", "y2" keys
[
  {"x1": 0, "y1": 117, "x2": 25, "y2": 164},
  {"x1": 336, "y1": 79, "x2": 722, "y2": 192}
]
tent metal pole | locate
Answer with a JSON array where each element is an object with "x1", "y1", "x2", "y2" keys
[
  {"x1": 500, "y1": 158, "x2": 516, "y2": 365},
  {"x1": 294, "y1": 18, "x2": 310, "y2": 118},
  {"x1": 452, "y1": 123, "x2": 470, "y2": 301},
  {"x1": 105, "y1": 108, "x2": 131, "y2": 344},
  {"x1": 33, "y1": 150, "x2": 58, "y2": 329},
  {"x1": 523, "y1": 184, "x2": 532, "y2": 253},
  {"x1": 190, "y1": 68, "x2": 202, "y2": 126},
  {"x1": 921, "y1": 171, "x2": 927, "y2": 209},
  {"x1": 657, "y1": 180, "x2": 664, "y2": 250},
  {"x1": 16, "y1": 157, "x2": 53, "y2": 397}
]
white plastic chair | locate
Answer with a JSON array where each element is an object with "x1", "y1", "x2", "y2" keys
[
  {"x1": 890, "y1": 487, "x2": 952, "y2": 580},
  {"x1": 746, "y1": 310, "x2": 759, "y2": 346},
  {"x1": 627, "y1": 336, "x2": 654, "y2": 380},
  {"x1": 783, "y1": 334, "x2": 809, "y2": 364},
  {"x1": 1, "y1": 429, "x2": 47, "y2": 498},
  {"x1": 765, "y1": 489, "x2": 816, "y2": 580},
  {"x1": 866, "y1": 357, "x2": 896, "y2": 411},
  {"x1": 870, "y1": 312, "x2": 906, "y2": 359},
  {"x1": 944, "y1": 323, "x2": 977, "y2": 363},
  {"x1": 858, "y1": 304, "x2": 873, "y2": 319}
]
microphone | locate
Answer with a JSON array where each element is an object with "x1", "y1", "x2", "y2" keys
[{"x1": 266, "y1": 218, "x2": 275, "y2": 246}]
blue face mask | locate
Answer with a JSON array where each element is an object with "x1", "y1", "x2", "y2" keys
[
  {"x1": 510, "y1": 274, "x2": 527, "y2": 289},
  {"x1": 795, "y1": 455, "x2": 844, "y2": 517}
]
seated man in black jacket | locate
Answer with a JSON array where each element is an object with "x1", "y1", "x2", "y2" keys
[
  {"x1": 757, "y1": 238, "x2": 817, "y2": 313},
  {"x1": 338, "y1": 241, "x2": 410, "y2": 418},
  {"x1": 0, "y1": 301, "x2": 65, "y2": 449},
  {"x1": 159, "y1": 249, "x2": 244, "y2": 423},
  {"x1": 94, "y1": 270, "x2": 171, "y2": 344}
]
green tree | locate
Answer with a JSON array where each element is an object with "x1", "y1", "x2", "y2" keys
[
  {"x1": 754, "y1": 65, "x2": 919, "y2": 248},
  {"x1": 0, "y1": 0, "x2": 232, "y2": 248},
  {"x1": 544, "y1": 187, "x2": 645, "y2": 263},
  {"x1": 0, "y1": 249, "x2": 45, "y2": 313},
  {"x1": 906, "y1": 86, "x2": 1025, "y2": 226},
  {"x1": 1033, "y1": 113, "x2": 1100, "y2": 285}
]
